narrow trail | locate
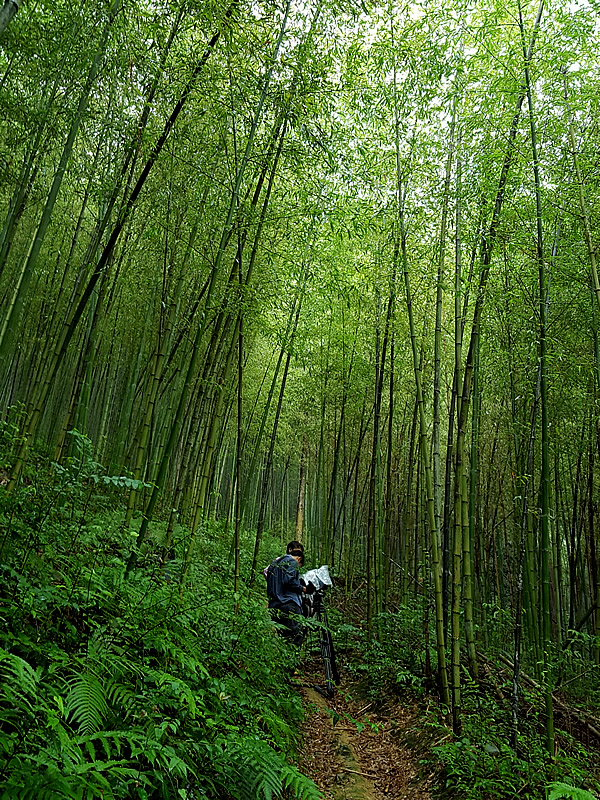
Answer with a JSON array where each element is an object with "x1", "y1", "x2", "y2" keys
[{"x1": 297, "y1": 672, "x2": 436, "y2": 799}]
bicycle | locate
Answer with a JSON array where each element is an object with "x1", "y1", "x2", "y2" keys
[{"x1": 302, "y1": 566, "x2": 340, "y2": 698}]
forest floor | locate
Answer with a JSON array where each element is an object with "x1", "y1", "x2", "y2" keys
[{"x1": 297, "y1": 659, "x2": 438, "y2": 799}]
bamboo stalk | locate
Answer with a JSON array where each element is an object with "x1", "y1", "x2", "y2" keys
[{"x1": 517, "y1": 0, "x2": 554, "y2": 756}]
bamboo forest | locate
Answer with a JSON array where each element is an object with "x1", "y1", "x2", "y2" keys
[{"x1": 2, "y1": 0, "x2": 600, "y2": 797}]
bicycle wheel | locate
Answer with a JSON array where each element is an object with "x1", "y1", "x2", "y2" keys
[
  {"x1": 320, "y1": 605, "x2": 340, "y2": 685},
  {"x1": 316, "y1": 605, "x2": 335, "y2": 698}
]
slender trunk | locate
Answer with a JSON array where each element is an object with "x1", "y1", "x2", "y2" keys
[
  {"x1": 433, "y1": 118, "x2": 455, "y2": 559},
  {"x1": 465, "y1": 328, "x2": 479, "y2": 675},
  {"x1": 594, "y1": 418, "x2": 600, "y2": 664},
  {"x1": 450, "y1": 125, "x2": 466, "y2": 730},
  {"x1": 0, "y1": 0, "x2": 121, "y2": 367},
  {"x1": 384, "y1": 334, "x2": 395, "y2": 603},
  {"x1": 367, "y1": 287, "x2": 382, "y2": 633},
  {"x1": 452, "y1": 400, "x2": 465, "y2": 733},
  {"x1": 518, "y1": 0, "x2": 553, "y2": 755},
  {"x1": 8, "y1": 0, "x2": 239, "y2": 488},
  {"x1": 295, "y1": 439, "x2": 308, "y2": 542},
  {"x1": 376, "y1": 254, "x2": 397, "y2": 614},
  {"x1": 233, "y1": 228, "x2": 243, "y2": 598},
  {"x1": 512, "y1": 368, "x2": 540, "y2": 745},
  {"x1": 326, "y1": 396, "x2": 343, "y2": 567},
  {"x1": 0, "y1": 0, "x2": 19, "y2": 37}
]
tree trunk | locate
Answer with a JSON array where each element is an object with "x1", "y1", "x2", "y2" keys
[
  {"x1": 518, "y1": 0, "x2": 554, "y2": 755},
  {"x1": 0, "y1": 0, "x2": 19, "y2": 37},
  {"x1": 295, "y1": 438, "x2": 308, "y2": 542}
]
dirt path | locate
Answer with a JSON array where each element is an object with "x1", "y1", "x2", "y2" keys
[{"x1": 297, "y1": 676, "x2": 436, "y2": 799}]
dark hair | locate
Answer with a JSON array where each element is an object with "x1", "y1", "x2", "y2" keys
[{"x1": 286, "y1": 540, "x2": 304, "y2": 566}]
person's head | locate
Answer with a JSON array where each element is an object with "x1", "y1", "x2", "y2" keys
[{"x1": 286, "y1": 540, "x2": 304, "y2": 566}]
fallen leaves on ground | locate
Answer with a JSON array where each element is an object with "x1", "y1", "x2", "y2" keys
[{"x1": 297, "y1": 661, "x2": 437, "y2": 799}]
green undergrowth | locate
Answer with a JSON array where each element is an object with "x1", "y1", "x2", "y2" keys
[
  {"x1": 0, "y1": 435, "x2": 321, "y2": 799},
  {"x1": 331, "y1": 601, "x2": 600, "y2": 800}
]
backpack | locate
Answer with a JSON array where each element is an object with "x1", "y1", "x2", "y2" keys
[{"x1": 264, "y1": 555, "x2": 285, "y2": 597}]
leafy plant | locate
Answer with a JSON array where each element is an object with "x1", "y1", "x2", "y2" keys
[
  {"x1": 0, "y1": 444, "x2": 322, "y2": 799},
  {"x1": 547, "y1": 783, "x2": 598, "y2": 800},
  {"x1": 223, "y1": 735, "x2": 322, "y2": 800},
  {"x1": 430, "y1": 703, "x2": 600, "y2": 800}
]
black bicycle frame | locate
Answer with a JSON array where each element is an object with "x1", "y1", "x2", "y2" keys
[{"x1": 305, "y1": 590, "x2": 340, "y2": 698}]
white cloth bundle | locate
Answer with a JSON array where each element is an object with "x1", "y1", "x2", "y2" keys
[{"x1": 302, "y1": 565, "x2": 333, "y2": 591}]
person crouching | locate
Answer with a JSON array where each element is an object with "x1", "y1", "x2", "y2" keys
[{"x1": 265, "y1": 542, "x2": 312, "y2": 646}]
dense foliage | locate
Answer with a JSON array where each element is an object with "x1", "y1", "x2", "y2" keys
[
  {"x1": 338, "y1": 606, "x2": 600, "y2": 800},
  {"x1": 0, "y1": 435, "x2": 320, "y2": 799},
  {"x1": 3, "y1": 0, "x2": 600, "y2": 795}
]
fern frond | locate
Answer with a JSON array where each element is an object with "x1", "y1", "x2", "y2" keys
[
  {"x1": 282, "y1": 763, "x2": 323, "y2": 800},
  {"x1": 106, "y1": 678, "x2": 138, "y2": 716},
  {"x1": 548, "y1": 783, "x2": 597, "y2": 800},
  {"x1": 222, "y1": 736, "x2": 280, "y2": 800},
  {"x1": 76, "y1": 727, "x2": 147, "y2": 760},
  {"x1": 65, "y1": 669, "x2": 108, "y2": 735},
  {"x1": 0, "y1": 650, "x2": 41, "y2": 735},
  {"x1": 0, "y1": 648, "x2": 39, "y2": 699},
  {"x1": 222, "y1": 735, "x2": 321, "y2": 800}
]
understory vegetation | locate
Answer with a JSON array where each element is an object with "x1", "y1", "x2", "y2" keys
[
  {"x1": 0, "y1": 440, "x2": 320, "y2": 800},
  {"x1": 2, "y1": 434, "x2": 599, "y2": 799},
  {"x1": 339, "y1": 608, "x2": 600, "y2": 800}
]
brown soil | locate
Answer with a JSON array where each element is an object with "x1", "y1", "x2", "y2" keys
[{"x1": 297, "y1": 665, "x2": 437, "y2": 799}]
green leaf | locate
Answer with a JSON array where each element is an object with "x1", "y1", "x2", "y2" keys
[
  {"x1": 65, "y1": 669, "x2": 108, "y2": 735},
  {"x1": 547, "y1": 783, "x2": 597, "y2": 800}
]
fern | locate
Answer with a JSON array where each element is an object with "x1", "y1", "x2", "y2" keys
[
  {"x1": 65, "y1": 669, "x2": 108, "y2": 735},
  {"x1": 547, "y1": 783, "x2": 598, "y2": 800},
  {"x1": 146, "y1": 667, "x2": 198, "y2": 717},
  {"x1": 223, "y1": 736, "x2": 322, "y2": 800},
  {"x1": 82, "y1": 639, "x2": 144, "y2": 720},
  {"x1": 105, "y1": 677, "x2": 138, "y2": 716},
  {"x1": 2, "y1": 762, "x2": 77, "y2": 800},
  {"x1": 0, "y1": 648, "x2": 40, "y2": 716},
  {"x1": 0, "y1": 649, "x2": 39, "y2": 696},
  {"x1": 282, "y1": 763, "x2": 323, "y2": 800},
  {"x1": 0, "y1": 648, "x2": 43, "y2": 764},
  {"x1": 76, "y1": 728, "x2": 147, "y2": 759},
  {"x1": 227, "y1": 737, "x2": 282, "y2": 800}
]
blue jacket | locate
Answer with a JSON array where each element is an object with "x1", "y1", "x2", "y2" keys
[{"x1": 266, "y1": 555, "x2": 303, "y2": 613}]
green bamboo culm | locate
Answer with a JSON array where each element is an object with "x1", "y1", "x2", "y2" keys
[
  {"x1": 517, "y1": 0, "x2": 554, "y2": 758},
  {"x1": 0, "y1": 0, "x2": 122, "y2": 372},
  {"x1": 7, "y1": 1, "x2": 239, "y2": 490},
  {"x1": 128, "y1": 0, "x2": 293, "y2": 577}
]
